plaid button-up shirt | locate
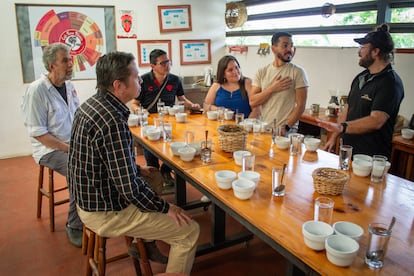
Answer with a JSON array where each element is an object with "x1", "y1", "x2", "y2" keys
[{"x1": 68, "y1": 90, "x2": 169, "y2": 213}]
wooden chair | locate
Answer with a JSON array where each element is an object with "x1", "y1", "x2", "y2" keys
[
  {"x1": 82, "y1": 226, "x2": 153, "y2": 276},
  {"x1": 36, "y1": 164, "x2": 69, "y2": 232}
]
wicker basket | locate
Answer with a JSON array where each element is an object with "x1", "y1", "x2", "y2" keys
[
  {"x1": 312, "y1": 167, "x2": 349, "y2": 196},
  {"x1": 218, "y1": 124, "x2": 247, "y2": 152}
]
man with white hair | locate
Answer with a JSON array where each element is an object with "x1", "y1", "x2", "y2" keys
[{"x1": 21, "y1": 43, "x2": 83, "y2": 247}]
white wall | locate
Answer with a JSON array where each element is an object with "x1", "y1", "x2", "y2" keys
[
  {"x1": 1, "y1": 0, "x2": 413, "y2": 159},
  {"x1": 0, "y1": 0, "x2": 226, "y2": 159}
]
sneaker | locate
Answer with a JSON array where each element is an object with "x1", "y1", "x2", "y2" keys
[
  {"x1": 128, "y1": 241, "x2": 168, "y2": 264},
  {"x1": 66, "y1": 224, "x2": 82, "y2": 248},
  {"x1": 200, "y1": 195, "x2": 211, "y2": 203}
]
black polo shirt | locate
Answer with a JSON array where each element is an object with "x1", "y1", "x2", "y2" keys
[
  {"x1": 344, "y1": 64, "x2": 404, "y2": 159},
  {"x1": 137, "y1": 71, "x2": 184, "y2": 113}
]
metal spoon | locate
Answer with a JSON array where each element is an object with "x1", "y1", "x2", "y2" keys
[
  {"x1": 388, "y1": 216, "x2": 396, "y2": 233},
  {"x1": 274, "y1": 163, "x2": 287, "y2": 193},
  {"x1": 204, "y1": 130, "x2": 208, "y2": 149}
]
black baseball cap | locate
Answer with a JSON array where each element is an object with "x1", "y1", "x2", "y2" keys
[{"x1": 354, "y1": 24, "x2": 394, "y2": 53}]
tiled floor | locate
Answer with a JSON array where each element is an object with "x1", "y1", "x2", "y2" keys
[{"x1": 0, "y1": 155, "x2": 286, "y2": 276}]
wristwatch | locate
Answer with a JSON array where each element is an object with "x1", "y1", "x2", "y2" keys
[
  {"x1": 284, "y1": 124, "x2": 291, "y2": 132},
  {"x1": 341, "y1": 122, "x2": 348, "y2": 134}
]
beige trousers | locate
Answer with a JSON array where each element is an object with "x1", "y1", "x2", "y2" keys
[{"x1": 78, "y1": 205, "x2": 199, "y2": 275}]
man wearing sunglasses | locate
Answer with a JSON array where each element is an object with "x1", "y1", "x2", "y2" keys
[{"x1": 131, "y1": 49, "x2": 200, "y2": 188}]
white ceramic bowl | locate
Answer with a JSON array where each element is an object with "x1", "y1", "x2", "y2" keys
[
  {"x1": 215, "y1": 170, "x2": 237, "y2": 190},
  {"x1": 260, "y1": 122, "x2": 269, "y2": 132},
  {"x1": 233, "y1": 150, "x2": 251, "y2": 166},
  {"x1": 275, "y1": 136, "x2": 290, "y2": 150},
  {"x1": 302, "y1": 220, "x2": 334, "y2": 251},
  {"x1": 325, "y1": 235, "x2": 359, "y2": 267},
  {"x1": 146, "y1": 128, "x2": 161, "y2": 141},
  {"x1": 206, "y1": 111, "x2": 218, "y2": 120},
  {"x1": 224, "y1": 110, "x2": 234, "y2": 120},
  {"x1": 232, "y1": 178, "x2": 255, "y2": 200},
  {"x1": 170, "y1": 142, "x2": 186, "y2": 156},
  {"x1": 401, "y1": 128, "x2": 414, "y2": 139},
  {"x1": 178, "y1": 146, "x2": 196, "y2": 162},
  {"x1": 142, "y1": 125, "x2": 156, "y2": 138},
  {"x1": 189, "y1": 142, "x2": 202, "y2": 156},
  {"x1": 352, "y1": 159, "x2": 372, "y2": 177},
  {"x1": 128, "y1": 114, "x2": 139, "y2": 127},
  {"x1": 353, "y1": 154, "x2": 373, "y2": 163},
  {"x1": 240, "y1": 120, "x2": 253, "y2": 132},
  {"x1": 237, "y1": 171, "x2": 261, "y2": 188},
  {"x1": 238, "y1": 121, "x2": 252, "y2": 132},
  {"x1": 174, "y1": 104, "x2": 185, "y2": 113},
  {"x1": 175, "y1": 112, "x2": 187, "y2": 123},
  {"x1": 333, "y1": 221, "x2": 364, "y2": 242},
  {"x1": 304, "y1": 137, "x2": 321, "y2": 152},
  {"x1": 168, "y1": 106, "x2": 178, "y2": 115}
]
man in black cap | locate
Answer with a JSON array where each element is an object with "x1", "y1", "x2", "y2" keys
[{"x1": 318, "y1": 24, "x2": 404, "y2": 159}]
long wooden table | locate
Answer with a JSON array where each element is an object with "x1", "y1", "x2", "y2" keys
[{"x1": 131, "y1": 113, "x2": 414, "y2": 275}]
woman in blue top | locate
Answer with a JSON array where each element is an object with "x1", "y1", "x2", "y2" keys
[{"x1": 203, "y1": 55, "x2": 260, "y2": 118}]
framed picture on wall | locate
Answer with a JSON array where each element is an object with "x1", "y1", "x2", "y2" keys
[
  {"x1": 179, "y1": 39, "x2": 211, "y2": 65},
  {"x1": 137, "y1": 40, "x2": 172, "y2": 67},
  {"x1": 158, "y1": 5, "x2": 192, "y2": 33},
  {"x1": 15, "y1": 4, "x2": 116, "y2": 83}
]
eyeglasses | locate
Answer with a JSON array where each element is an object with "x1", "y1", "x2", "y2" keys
[{"x1": 155, "y1": 59, "x2": 171, "y2": 66}]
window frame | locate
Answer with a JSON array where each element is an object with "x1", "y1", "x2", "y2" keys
[{"x1": 226, "y1": 0, "x2": 414, "y2": 51}]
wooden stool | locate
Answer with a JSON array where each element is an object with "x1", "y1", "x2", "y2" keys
[
  {"x1": 36, "y1": 164, "x2": 69, "y2": 232},
  {"x1": 82, "y1": 226, "x2": 153, "y2": 276}
]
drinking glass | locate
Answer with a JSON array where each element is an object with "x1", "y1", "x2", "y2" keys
[
  {"x1": 162, "y1": 122, "x2": 172, "y2": 142},
  {"x1": 289, "y1": 133, "x2": 303, "y2": 156},
  {"x1": 217, "y1": 107, "x2": 225, "y2": 123},
  {"x1": 253, "y1": 120, "x2": 262, "y2": 135},
  {"x1": 272, "y1": 167, "x2": 286, "y2": 196},
  {"x1": 314, "y1": 197, "x2": 334, "y2": 224},
  {"x1": 242, "y1": 153, "x2": 255, "y2": 171},
  {"x1": 235, "y1": 112, "x2": 244, "y2": 125},
  {"x1": 177, "y1": 100, "x2": 185, "y2": 113},
  {"x1": 365, "y1": 223, "x2": 391, "y2": 268},
  {"x1": 184, "y1": 130, "x2": 195, "y2": 145},
  {"x1": 157, "y1": 100, "x2": 165, "y2": 116},
  {"x1": 371, "y1": 155, "x2": 387, "y2": 183},
  {"x1": 153, "y1": 117, "x2": 163, "y2": 130},
  {"x1": 339, "y1": 145, "x2": 353, "y2": 170},
  {"x1": 201, "y1": 140, "x2": 212, "y2": 163}
]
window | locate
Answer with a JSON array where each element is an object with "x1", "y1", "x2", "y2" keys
[{"x1": 225, "y1": 0, "x2": 414, "y2": 49}]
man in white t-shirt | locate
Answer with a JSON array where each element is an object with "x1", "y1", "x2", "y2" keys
[
  {"x1": 21, "y1": 43, "x2": 83, "y2": 247},
  {"x1": 250, "y1": 32, "x2": 309, "y2": 136}
]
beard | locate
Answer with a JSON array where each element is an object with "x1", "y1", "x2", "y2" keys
[
  {"x1": 358, "y1": 53, "x2": 374, "y2": 68},
  {"x1": 277, "y1": 52, "x2": 292, "y2": 63}
]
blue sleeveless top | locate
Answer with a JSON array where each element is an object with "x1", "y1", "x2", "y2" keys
[{"x1": 214, "y1": 86, "x2": 251, "y2": 118}]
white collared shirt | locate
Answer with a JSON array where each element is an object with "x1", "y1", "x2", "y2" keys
[{"x1": 21, "y1": 74, "x2": 80, "y2": 162}]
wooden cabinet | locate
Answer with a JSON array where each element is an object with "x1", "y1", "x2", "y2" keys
[
  {"x1": 390, "y1": 134, "x2": 414, "y2": 181},
  {"x1": 299, "y1": 108, "x2": 340, "y2": 153}
]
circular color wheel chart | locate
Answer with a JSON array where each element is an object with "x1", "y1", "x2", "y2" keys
[{"x1": 34, "y1": 10, "x2": 104, "y2": 73}]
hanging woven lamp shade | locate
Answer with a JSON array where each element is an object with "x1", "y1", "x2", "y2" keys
[{"x1": 225, "y1": 2, "x2": 248, "y2": 29}]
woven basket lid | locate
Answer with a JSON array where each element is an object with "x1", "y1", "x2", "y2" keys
[{"x1": 225, "y1": 2, "x2": 248, "y2": 29}]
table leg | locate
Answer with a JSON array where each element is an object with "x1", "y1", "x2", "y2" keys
[{"x1": 196, "y1": 203, "x2": 253, "y2": 256}]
